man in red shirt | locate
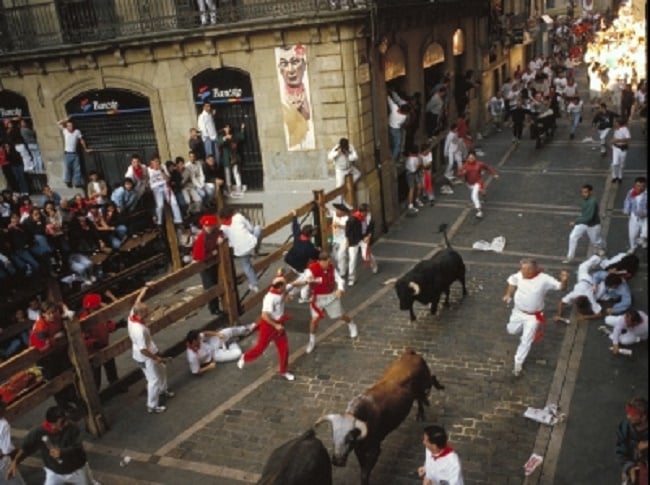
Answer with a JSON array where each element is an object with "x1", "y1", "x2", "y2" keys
[
  {"x1": 457, "y1": 150, "x2": 499, "y2": 219},
  {"x1": 79, "y1": 293, "x2": 125, "y2": 391},
  {"x1": 192, "y1": 214, "x2": 223, "y2": 317},
  {"x1": 302, "y1": 251, "x2": 358, "y2": 354},
  {"x1": 29, "y1": 302, "x2": 63, "y2": 352}
]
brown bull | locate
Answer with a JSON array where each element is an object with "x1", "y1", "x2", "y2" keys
[{"x1": 316, "y1": 349, "x2": 444, "y2": 485}]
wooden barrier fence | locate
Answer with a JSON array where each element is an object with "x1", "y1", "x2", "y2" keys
[{"x1": 1, "y1": 176, "x2": 356, "y2": 435}]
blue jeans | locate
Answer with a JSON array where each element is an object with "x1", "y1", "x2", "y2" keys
[
  {"x1": 110, "y1": 225, "x2": 128, "y2": 249},
  {"x1": 11, "y1": 249, "x2": 41, "y2": 274},
  {"x1": 238, "y1": 225, "x2": 262, "y2": 288},
  {"x1": 389, "y1": 127, "x2": 402, "y2": 161},
  {"x1": 28, "y1": 143, "x2": 44, "y2": 172},
  {"x1": 569, "y1": 112, "x2": 580, "y2": 135},
  {"x1": 11, "y1": 164, "x2": 29, "y2": 194},
  {"x1": 64, "y1": 152, "x2": 83, "y2": 186}
]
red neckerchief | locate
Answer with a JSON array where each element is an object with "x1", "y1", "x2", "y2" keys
[
  {"x1": 299, "y1": 234, "x2": 310, "y2": 241},
  {"x1": 523, "y1": 269, "x2": 543, "y2": 279},
  {"x1": 630, "y1": 188, "x2": 643, "y2": 197},
  {"x1": 432, "y1": 445, "x2": 454, "y2": 460},
  {"x1": 132, "y1": 165, "x2": 144, "y2": 180},
  {"x1": 130, "y1": 314, "x2": 145, "y2": 325},
  {"x1": 285, "y1": 84, "x2": 305, "y2": 96},
  {"x1": 42, "y1": 420, "x2": 59, "y2": 434},
  {"x1": 220, "y1": 216, "x2": 233, "y2": 226},
  {"x1": 352, "y1": 210, "x2": 365, "y2": 222},
  {"x1": 186, "y1": 341, "x2": 200, "y2": 354},
  {"x1": 268, "y1": 287, "x2": 283, "y2": 295}
]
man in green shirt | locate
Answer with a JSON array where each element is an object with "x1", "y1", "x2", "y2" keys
[{"x1": 563, "y1": 184, "x2": 606, "y2": 263}]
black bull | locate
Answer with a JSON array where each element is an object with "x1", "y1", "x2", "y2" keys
[
  {"x1": 257, "y1": 429, "x2": 332, "y2": 485},
  {"x1": 394, "y1": 248, "x2": 467, "y2": 321}
]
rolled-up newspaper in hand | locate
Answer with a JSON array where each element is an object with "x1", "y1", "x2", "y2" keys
[{"x1": 42, "y1": 436, "x2": 63, "y2": 464}]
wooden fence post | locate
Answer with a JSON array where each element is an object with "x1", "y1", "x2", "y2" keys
[
  {"x1": 164, "y1": 205, "x2": 181, "y2": 271},
  {"x1": 215, "y1": 186, "x2": 224, "y2": 213},
  {"x1": 344, "y1": 173, "x2": 356, "y2": 208},
  {"x1": 313, "y1": 189, "x2": 329, "y2": 252},
  {"x1": 64, "y1": 319, "x2": 107, "y2": 436},
  {"x1": 218, "y1": 239, "x2": 239, "y2": 326}
]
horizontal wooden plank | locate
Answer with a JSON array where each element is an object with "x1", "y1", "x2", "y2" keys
[
  {"x1": 92, "y1": 284, "x2": 223, "y2": 366},
  {"x1": 7, "y1": 369, "x2": 75, "y2": 421},
  {"x1": 0, "y1": 341, "x2": 67, "y2": 383},
  {"x1": 261, "y1": 200, "x2": 315, "y2": 238},
  {"x1": 0, "y1": 320, "x2": 31, "y2": 344}
]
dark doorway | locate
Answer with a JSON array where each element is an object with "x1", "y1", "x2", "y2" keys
[
  {"x1": 65, "y1": 89, "x2": 157, "y2": 190},
  {"x1": 191, "y1": 67, "x2": 263, "y2": 190}
]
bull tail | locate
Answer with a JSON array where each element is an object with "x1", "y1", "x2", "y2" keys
[
  {"x1": 438, "y1": 223, "x2": 452, "y2": 249},
  {"x1": 431, "y1": 375, "x2": 445, "y2": 390}
]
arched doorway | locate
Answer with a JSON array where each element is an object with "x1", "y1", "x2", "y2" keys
[
  {"x1": 0, "y1": 89, "x2": 47, "y2": 194},
  {"x1": 423, "y1": 42, "x2": 446, "y2": 98},
  {"x1": 384, "y1": 44, "x2": 407, "y2": 95},
  {"x1": 191, "y1": 67, "x2": 263, "y2": 190},
  {"x1": 452, "y1": 28, "x2": 470, "y2": 116},
  {"x1": 65, "y1": 89, "x2": 157, "y2": 190}
]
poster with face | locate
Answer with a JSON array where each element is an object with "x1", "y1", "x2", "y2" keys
[{"x1": 275, "y1": 44, "x2": 315, "y2": 151}]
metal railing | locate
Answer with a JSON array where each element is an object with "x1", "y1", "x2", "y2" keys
[{"x1": 0, "y1": 0, "x2": 476, "y2": 56}]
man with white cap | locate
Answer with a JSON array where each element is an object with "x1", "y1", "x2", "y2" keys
[
  {"x1": 303, "y1": 251, "x2": 358, "y2": 354},
  {"x1": 237, "y1": 269, "x2": 296, "y2": 381}
]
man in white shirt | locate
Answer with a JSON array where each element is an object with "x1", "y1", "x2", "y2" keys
[
  {"x1": 0, "y1": 401, "x2": 25, "y2": 484},
  {"x1": 197, "y1": 102, "x2": 219, "y2": 163},
  {"x1": 185, "y1": 324, "x2": 256, "y2": 375},
  {"x1": 387, "y1": 93, "x2": 408, "y2": 161},
  {"x1": 604, "y1": 309, "x2": 648, "y2": 354},
  {"x1": 331, "y1": 203, "x2": 350, "y2": 278},
  {"x1": 555, "y1": 254, "x2": 603, "y2": 322},
  {"x1": 443, "y1": 123, "x2": 463, "y2": 185},
  {"x1": 127, "y1": 284, "x2": 174, "y2": 413},
  {"x1": 328, "y1": 137, "x2": 359, "y2": 189},
  {"x1": 503, "y1": 259, "x2": 568, "y2": 376},
  {"x1": 57, "y1": 119, "x2": 91, "y2": 188},
  {"x1": 418, "y1": 424, "x2": 464, "y2": 485}
]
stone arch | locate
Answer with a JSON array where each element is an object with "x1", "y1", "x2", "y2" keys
[
  {"x1": 422, "y1": 42, "x2": 445, "y2": 69},
  {"x1": 384, "y1": 44, "x2": 406, "y2": 82}
]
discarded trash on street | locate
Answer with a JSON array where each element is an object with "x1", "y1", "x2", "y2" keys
[
  {"x1": 524, "y1": 403, "x2": 566, "y2": 426},
  {"x1": 524, "y1": 453, "x2": 544, "y2": 476},
  {"x1": 472, "y1": 236, "x2": 506, "y2": 252}
]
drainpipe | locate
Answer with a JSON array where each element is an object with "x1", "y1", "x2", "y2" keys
[{"x1": 368, "y1": 3, "x2": 388, "y2": 233}]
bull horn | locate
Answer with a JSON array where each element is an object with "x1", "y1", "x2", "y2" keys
[
  {"x1": 354, "y1": 419, "x2": 368, "y2": 439},
  {"x1": 314, "y1": 414, "x2": 336, "y2": 427},
  {"x1": 383, "y1": 277, "x2": 398, "y2": 285},
  {"x1": 408, "y1": 281, "x2": 420, "y2": 295}
]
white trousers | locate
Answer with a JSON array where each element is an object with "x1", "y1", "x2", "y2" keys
[
  {"x1": 628, "y1": 214, "x2": 648, "y2": 250},
  {"x1": 611, "y1": 147, "x2": 627, "y2": 179},
  {"x1": 15, "y1": 144, "x2": 34, "y2": 172},
  {"x1": 224, "y1": 165, "x2": 242, "y2": 192},
  {"x1": 197, "y1": 0, "x2": 216, "y2": 24},
  {"x1": 467, "y1": 183, "x2": 481, "y2": 209},
  {"x1": 598, "y1": 128, "x2": 610, "y2": 150},
  {"x1": 44, "y1": 463, "x2": 97, "y2": 485},
  {"x1": 347, "y1": 242, "x2": 377, "y2": 283},
  {"x1": 182, "y1": 186, "x2": 203, "y2": 213},
  {"x1": 445, "y1": 151, "x2": 462, "y2": 179},
  {"x1": 332, "y1": 240, "x2": 348, "y2": 276},
  {"x1": 567, "y1": 223, "x2": 604, "y2": 259},
  {"x1": 335, "y1": 168, "x2": 351, "y2": 188},
  {"x1": 287, "y1": 267, "x2": 311, "y2": 300},
  {"x1": 152, "y1": 185, "x2": 183, "y2": 225},
  {"x1": 604, "y1": 316, "x2": 649, "y2": 345},
  {"x1": 141, "y1": 358, "x2": 168, "y2": 409},
  {"x1": 506, "y1": 308, "x2": 540, "y2": 366}
]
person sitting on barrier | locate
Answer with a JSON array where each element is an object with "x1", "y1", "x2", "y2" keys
[
  {"x1": 110, "y1": 178, "x2": 139, "y2": 216},
  {"x1": 78, "y1": 292, "x2": 127, "y2": 392},
  {"x1": 185, "y1": 324, "x2": 257, "y2": 376},
  {"x1": 0, "y1": 309, "x2": 29, "y2": 360},
  {"x1": 284, "y1": 209, "x2": 319, "y2": 303},
  {"x1": 219, "y1": 206, "x2": 262, "y2": 293}
]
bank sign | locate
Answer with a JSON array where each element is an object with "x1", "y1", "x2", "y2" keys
[
  {"x1": 0, "y1": 90, "x2": 31, "y2": 119},
  {"x1": 192, "y1": 68, "x2": 253, "y2": 107},
  {"x1": 66, "y1": 89, "x2": 151, "y2": 117}
]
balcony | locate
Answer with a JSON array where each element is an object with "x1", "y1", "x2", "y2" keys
[{"x1": 0, "y1": 0, "x2": 366, "y2": 59}]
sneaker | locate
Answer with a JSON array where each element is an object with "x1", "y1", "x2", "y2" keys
[
  {"x1": 348, "y1": 323, "x2": 358, "y2": 339},
  {"x1": 371, "y1": 264, "x2": 378, "y2": 274},
  {"x1": 513, "y1": 363, "x2": 522, "y2": 377},
  {"x1": 451, "y1": 177, "x2": 464, "y2": 186},
  {"x1": 407, "y1": 204, "x2": 419, "y2": 213},
  {"x1": 415, "y1": 199, "x2": 424, "y2": 208},
  {"x1": 598, "y1": 325, "x2": 611, "y2": 335},
  {"x1": 306, "y1": 340, "x2": 315, "y2": 354},
  {"x1": 237, "y1": 356, "x2": 245, "y2": 369},
  {"x1": 348, "y1": 279, "x2": 355, "y2": 287},
  {"x1": 476, "y1": 210, "x2": 483, "y2": 219},
  {"x1": 281, "y1": 372, "x2": 295, "y2": 381},
  {"x1": 562, "y1": 258, "x2": 573, "y2": 264},
  {"x1": 596, "y1": 248, "x2": 606, "y2": 257},
  {"x1": 147, "y1": 406, "x2": 167, "y2": 414},
  {"x1": 248, "y1": 285, "x2": 259, "y2": 294},
  {"x1": 161, "y1": 390, "x2": 175, "y2": 399}
]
